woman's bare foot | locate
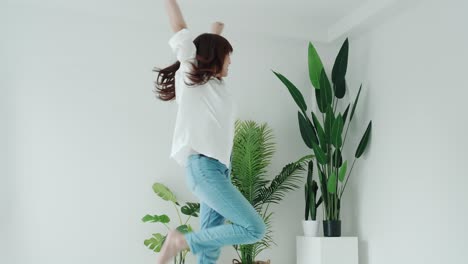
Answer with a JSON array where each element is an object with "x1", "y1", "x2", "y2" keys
[{"x1": 157, "y1": 229, "x2": 189, "y2": 264}]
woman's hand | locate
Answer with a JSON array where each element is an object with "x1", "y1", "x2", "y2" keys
[{"x1": 211, "y1": 21, "x2": 224, "y2": 35}]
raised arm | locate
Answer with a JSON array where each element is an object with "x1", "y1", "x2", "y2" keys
[
  {"x1": 211, "y1": 22, "x2": 225, "y2": 35},
  {"x1": 165, "y1": 0, "x2": 188, "y2": 33}
]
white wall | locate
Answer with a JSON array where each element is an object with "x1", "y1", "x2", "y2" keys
[
  {"x1": 3, "y1": 2, "x2": 334, "y2": 264},
  {"x1": 334, "y1": 0, "x2": 468, "y2": 263}
]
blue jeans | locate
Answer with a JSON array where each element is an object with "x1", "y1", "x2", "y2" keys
[{"x1": 184, "y1": 153, "x2": 266, "y2": 264}]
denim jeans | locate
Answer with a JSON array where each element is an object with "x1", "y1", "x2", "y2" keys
[{"x1": 184, "y1": 153, "x2": 266, "y2": 264}]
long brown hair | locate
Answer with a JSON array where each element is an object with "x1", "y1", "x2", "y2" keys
[{"x1": 153, "y1": 33, "x2": 233, "y2": 101}]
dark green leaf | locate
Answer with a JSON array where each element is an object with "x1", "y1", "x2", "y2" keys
[
  {"x1": 355, "y1": 121, "x2": 372, "y2": 158},
  {"x1": 350, "y1": 84, "x2": 362, "y2": 122},
  {"x1": 311, "y1": 140, "x2": 327, "y2": 165},
  {"x1": 315, "y1": 69, "x2": 333, "y2": 113},
  {"x1": 298, "y1": 112, "x2": 314, "y2": 149},
  {"x1": 332, "y1": 38, "x2": 349, "y2": 83},
  {"x1": 331, "y1": 113, "x2": 344, "y2": 149},
  {"x1": 311, "y1": 112, "x2": 326, "y2": 151},
  {"x1": 181, "y1": 202, "x2": 200, "y2": 217},
  {"x1": 273, "y1": 70, "x2": 307, "y2": 113},
  {"x1": 342, "y1": 104, "x2": 350, "y2": 125},
  {"x1": 334, "y1": 77, "x2": 346, "y2": 99},
  {"x1": 332, "y1": 148, "x2": 343, "y2": 168},
  {"x1": 324, "y1": 107, "x2": 335, "y2": 144}
]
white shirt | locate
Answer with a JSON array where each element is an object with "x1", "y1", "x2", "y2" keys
[{"x1": 168, "y1": 28, "x2": 237, "y2": 168}]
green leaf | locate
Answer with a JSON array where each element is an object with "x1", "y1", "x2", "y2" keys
[
  {"x1": 141, "y1": 214, "x2": 171, "y2": 224},
  {"x1": 144, "y1": 233, "x2": 165, "y2": 252},
  {"x1": 317, "y1": 168, "x2": 328, "y2": 205},
  {"x1": 342, "y1": 104, "x2": 350, "y2": 125},
  {"x1": 181, "y1": 202, "x2": 200, "y2": 217},
  {"x1": 327, "y1": 172, "x2": 337, "y2": 194},
  {"x1": 273, "y1": 70, "x2": 307, "y2": 113},
  {"x1": 324, "y1": 107, "x2": 335, "y2": 144},
  {"x1": 152, "y1": 183, "x2": 177, "y2": 203},
  {"x1": 298, "y1": 112, "x2": 313, "y2": 149},
  {"x1": 355, "y1": 121, "x2": 372, "y2": 158},
  {"x1": 331, "y1": 37, "x2": 349, "y2": 100},
  {"x1": 311, "y1": 112, "x2": 326, "y2": 151},
  {"x1": 308, "y1": 42, "x2": 325, "y2": 90},
  {"x1": 176, "y1": 224, "x2": 190, "y2": 234},
  {"x1": 350, "y1": 84, "x2": 362, "y2": 122},
  {"x1": 334, "y1": 78, "x2": 346, "y2": 99},
  {"x1": 315, "y1": 69, "x2": 333, "y2": 113},
  {"x1": 332, "y1": 148, "x2": 343, "y2": 168},
  {"x1": 311, "y1": 140, "x2": 327, "y2": 165},
  {"x1": 338, "y1": 160, "x2": 348, "y2": 182},
  {"x1": 331, "y1": 113, "x2": 344, "y2": 149}
]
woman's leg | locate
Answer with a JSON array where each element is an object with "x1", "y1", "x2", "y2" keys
[
  {"x1": 197, "y1": 202, "x2": 225, "y2": 264},
  {"x1": 184, "y1": 154, "x2": 266, "y2": 257}
]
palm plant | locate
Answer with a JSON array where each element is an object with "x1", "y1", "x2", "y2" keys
[{"x1": 230, "y1": 120, "x2": 308, "y2": 264}]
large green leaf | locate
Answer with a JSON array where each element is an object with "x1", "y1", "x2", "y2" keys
[
  {"x1": 332, "y1": 38, "x2": 349, "y2": 81},
  {"x1": 273, "y1": 71, "x2": 307, "y2": 113},
  {"x1": 308, "y1": 42, "x2": 325, "y2": 90},
  {"x1": 327, "y1": 172, "x2": 337, "y2": 194},
  {"x1": 355, "y1": 121, "x2": 372, "y2": 158},
  {"x1": 332, "y1": 148, "x2": 343, "y2": 168},
  {"x1": 152, "y1": 183, "x2": 177, "y2": 203},
  {"x1": 331, "y1": 113, "x2": 344, "y2": 149},
  {"x1": 298, "y1": 112, "x2": 313, "y2": 149},
  {"x1": 324, "y1": 107, "x2": 335, "y2": 144},
  {"x1": 141, "y1": 214, "x2": 170, "y2": 224},
  {"x1": 311, "y1": 111, "x2": 326, "y2": 152},
  {"x1": 311, "y1": 140, "x2": 327, "y2": 165},
  {"x1": 338, "y1": 160, "x2": 348, "y2": 182},
  {"x1": 315, "y1": 69, "x2": 333, "y2": 113},
  {"x1": 181, "y1": 202, "x2": 200, "y2": 217},
  {"x1": 317, "y1": 167, "x2": 328, "y2": 206},
  {"x1": 144, "y1": 233, "x2": 165, "y2": 252},
  {"x1": 334, "y1": 78, "x2": 346, "y2": 99},
  {"x1": 350, "y1": 84, "x2": 362, "y2": 122},
  {"x1": 342, "y1": 104, "x2": 350, "y2": 125},
  {"x1": 331, "y1": 38, "x2": 349, "y2": 99}
]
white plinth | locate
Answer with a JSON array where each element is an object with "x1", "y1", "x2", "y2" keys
[{"x1": 296, "y1": 236, "x2": 358, "y2": 264}]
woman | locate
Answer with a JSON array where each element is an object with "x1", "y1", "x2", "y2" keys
[{"x1": 153, "y1": 0, "x2": 266, "y2": 263}]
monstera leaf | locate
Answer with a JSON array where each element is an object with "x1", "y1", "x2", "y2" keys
[
  {"x1": 141, "y1": 214, "x2": 170, "y2": 224},
  {"x1": 152, "y1": 183, "x2": 177, "y2": 203},
  {"x1": 181, "y1": 202, "x2": 200, "y2": 217},
  {"x1": 144, "y1": 233, "x2": 165, "y2": 253}
]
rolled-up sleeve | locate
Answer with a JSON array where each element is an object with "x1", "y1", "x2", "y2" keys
[{"x1": 168, "y1": 28, "x2": 196, "y2": 63}]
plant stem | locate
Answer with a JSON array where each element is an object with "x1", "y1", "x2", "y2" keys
[
  {"x1": 173, "y1": 203, "x2": 183, "y2": 226},
  {"x1": 340, "y1": 158, "x2": 357, "y2": 199},
  {"x1": 184, "y1": 215, "x2": 191, "y2": 225}
]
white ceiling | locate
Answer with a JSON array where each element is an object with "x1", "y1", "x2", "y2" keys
[{"x1": 7, "y1": 0, "x2": 409, "y2": 42}]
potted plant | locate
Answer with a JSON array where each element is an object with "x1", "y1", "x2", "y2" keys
[
  {"x1": 142, "y1": 182, "x2": 200, "y2": 264},
  {"x1": 230, "y1": 120, "x2": 307, "y2": 264},
  {"x1": 302, "y1": 160, "x2": 322, "y2": 236},
  {"x1": 273, "y1": 38, "x2": 372, "y2": 237}
]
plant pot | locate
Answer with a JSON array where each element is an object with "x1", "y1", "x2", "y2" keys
[
  {"x1": 302, "y1": 219, "x2": 320, "y2": 237},
  {"x1": 323, "y1": 220, "x2": 341, "y2": 237}
]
